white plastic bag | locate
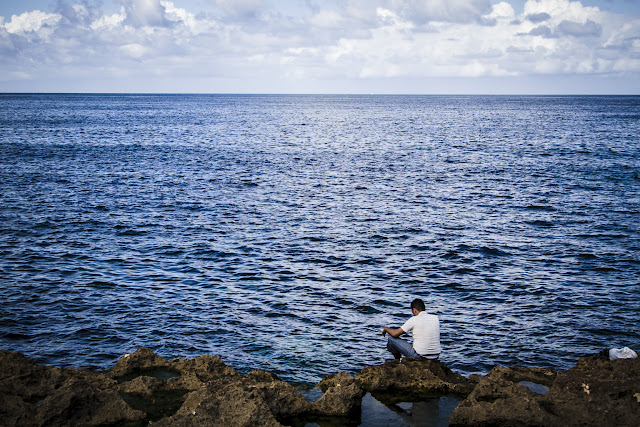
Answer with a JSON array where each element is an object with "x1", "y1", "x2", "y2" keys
[{"x1": 609, "y1": 347, "x2": 638, "y2": 360}]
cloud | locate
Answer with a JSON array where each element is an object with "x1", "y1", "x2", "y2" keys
[
  {"x1": 211, "y1": 0, "x2": 265, "y2": 19},
  {"x1": 121, "y1": 0, "x2": 172, "y2": 27},
  {"x1": 557, "y1": 19, "x2": 602, "y2": 37},
  {"x1": 526, "y1": 25, "x2": 554, "y2": 37},
  {"x1": 0, "y1": 0, "x2": 639, "y2": 92},
  {"x1": 120, "y1": 42, "x2": 149, "y2": 58},
  {"x1": 389, "y1": 0, "x2": 493, "y2": 24},
  {"x1": 4, "y1": 10, "x2": 62, "y2": 34},
  {"x1": 527, "y1": 12, "x2": 551, "y2": 23}
]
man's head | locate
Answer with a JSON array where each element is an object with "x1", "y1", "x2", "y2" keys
[{"x1": 411, "y1": 298, "x2": 425, "y2": 315}]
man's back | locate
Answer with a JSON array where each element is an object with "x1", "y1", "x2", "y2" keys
[{"x1": 402, "y1": 311, "x2": 441, "y2": 356}]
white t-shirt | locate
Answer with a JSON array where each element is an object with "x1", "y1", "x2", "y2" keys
[{"x1": 401, "y1": 311, "x2": 441, "y2": 356}]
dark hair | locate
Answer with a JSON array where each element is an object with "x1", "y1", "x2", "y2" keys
[{"x1": 411, "y1": 298, "x2": 425, "y2": 312}]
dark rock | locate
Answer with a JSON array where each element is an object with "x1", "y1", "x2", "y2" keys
[
  {"x1": 108, "y1": 347, "x2": 175, "y2": 380},
  {"x1": 5, "y1": 347, "x2": 636, "y2": 427},
  {"x1": 317, "y1": 371, "x2": 356, "y2": 393},
  {"x1": 312, "y1": 382, "x2": 364, "y2": 416},
  {"x1": 0, "y1": 350, "x2": 123, "y2": 426},
  {"x1": 249, "y1": 379, "x2": 311, "y2": 418},
  {"x1": 172, "y1": 354, "x2": 239, "y2": 382},
  {"x1": 152, "y1": 379, "x2": 285, "y2": 427},
  {"x1": 152, "y1": 367, "x2": 364, "y2": 425},
  {"x1": 356, "y1": 357, "x2": 477, "y2": 401},
  {"x1": 449, "y1": 357, "x2": 640, "y2": 426},
  {"x1": 246, "y1": 369, "x2": 282, "y2": 383},
  {"x1": 0, "y1": 390, "x2": 36, "y2": 426},
  {"x1": 34, "y1": 378, "x2": 146, "y2": 426},
  {"x1": 0, "y1": 350, "x2": 67, "y2": 403},
  {"x1": 544, "y1": 356, "x2": 640, "y2": 425},
  {"x1": 312, "y1": 372, "x2": 364, "y2": 416},
  {"x1": 118, "y1": 375, "x2": 164, "y2": 396},
  {"x1": 449, "y1": 366, "x2": 556, "y2": 426}
]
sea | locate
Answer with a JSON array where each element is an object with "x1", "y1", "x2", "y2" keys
[{"x1": 1, "y1": 94, "x2": 639, "y2": 387}]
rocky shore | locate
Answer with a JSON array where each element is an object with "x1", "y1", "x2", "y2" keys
[{"x1": 1, "y1": 347, "x2": 638, "y2": 426}]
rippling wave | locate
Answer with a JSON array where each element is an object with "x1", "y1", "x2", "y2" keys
[{"x1": 0, "y1": 94, "x2": 639, "y2": 384}]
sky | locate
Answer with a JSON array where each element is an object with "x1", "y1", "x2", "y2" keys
[{"x1": 1, "y1": 0, "x2": 639, "y2": 94}]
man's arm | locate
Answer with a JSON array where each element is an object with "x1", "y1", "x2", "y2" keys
[{"x1": 382, "y1": 327, "x2": 405, "y2": 338}]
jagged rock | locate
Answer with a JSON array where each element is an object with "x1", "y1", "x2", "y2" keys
[
  {"x1": 150, "y1": 369, "x2": 363, "y2": 425},
  {"x1": 249, "y1": 379, "x2": 311, "y2": 418},
  {"x1": 317, "y1": 371, "x2": 356, "y2": 392},
  {"x1": 543, "y1": 356, "x2": 640, "y2": 425},
  {"x1": 6, "y1": 347, "x2": 637, "y2": 427},
  {"x1": 152, "y1": 379, "x2": 285, "y2": 427},
  {"x1": 163, "y1": 373, "x2": 207, "y2": 392},
  {"x1": 0, "y1": 389, "x2": 36, "y2": 426},
  {"x1": 108, "y1": 347, "x2": 173, "y2": 379},
  {"x1": 246, "y1": 369, "x2": 282, "y2": 383},
  {"x1": 449, "y1": 366, "x2": 557, "y2": 426},
  {"x1": 449, "y1": 357, "x2": 640, "y2": 426},
  {"x1": 0, "y1": 350, "x2": 120, "y2": 426},
  {"x1": 110, "y1": 348, "x2": 239, "y2": 390},
  {"x1": 172, "y1": 354, "x2": 239, "y2": 382},
  {"x1": 118, "y1": 375, "x2": 164, "y2": 396},
  {"x1": 312, "y1": 372, "x2": 364, "y2": 416},
  {"x1": 0, "y1": 350, "x2": 67, "y2": 402},
  {"x1": 34, "y1": 378, "x2": 146, "y2": 426},
  {"x1": 356, "y1": 358, "x2": 476, "y2": 401},
  {"x1": 113, "y1": 350, "x2": 239, "y2": 422},
  {"x1": 312, "y1": 382, "x2": 364, "y2": 416},
  {"x1": 63, "y1": 368, "x2": 119, "y2": 390}
]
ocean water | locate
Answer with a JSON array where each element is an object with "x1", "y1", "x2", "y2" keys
[{"x1": 0, "y1": 94, "x2": 638, "y2": 385}]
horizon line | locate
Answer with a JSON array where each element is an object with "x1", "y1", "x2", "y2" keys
[{"x1": 2, "y1": 92, "x2": 639, "y2": 96}]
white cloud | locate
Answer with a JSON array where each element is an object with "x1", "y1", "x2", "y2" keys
[
  {"x1": 0, "y1": 0, "x2": 639, "y2": 93},
  {"x1": 121, "y1": 0, "x2": 171, "y2": 27},
  {"x1": 120, "y1": 42, "x2": 148, "y2": 58},
  {"x1": 211, "y1": 0, "x2": 265, "y2": 19},
  {"x1": 389, "y1": 0, "x2": 493, "y2": 24},
  {"x1": 556, "y1": 19, "x2": 602, "y2": 37},
  {"x1": 90, "y1": 9, "x2": 126, "y2": 30},
  {"x1": 4, "y1": 10, "x2": 62, "y2": 34},
  {"x1": 489, "y1": 2, "x2": 517, "y2": 21},
  {"x1": 523, "y1": 0, "x2": 601, "y2": 24}
]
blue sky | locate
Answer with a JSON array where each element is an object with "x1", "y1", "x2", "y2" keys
[{"x1": 1, "y1": 0, "x2": 639, "y2": 94}]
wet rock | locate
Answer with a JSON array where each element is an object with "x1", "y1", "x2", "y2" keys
[
  {"x1": 7, "y1": 347, "x2": 637, "y2": 427},
  {"x1": 312, "y1": 382, "x2": 364, "y2": 416},
  {"x1": 118, "y1": 375, "x2": 164, "y2": 396},
  {"x1": 250, "y1": 379, "x2": 312, "y2": 418},
  {"x1": 113, "y1": 351, "x2": 236, "y2": 422},
  {"x1": 246, "y1": 369, "x2": 282, "y2": 383},
  {"x1": 449, "y1": 357, "x2": 640, "y2": 426},
  {"x1": 0, "y1": 390, "x2": 36, "y2": 426},
  {"x1": 34, "y1": 378, "x2": 146, "y2": 426},
  {"x1": 312, "y1": 372, "x2": 364, "y2": 416},
  {"x1": 317, "y1": 371, "x2": 356, "y2": 392},
  {"x1": 356, "y1": 358, "x2": 477, "y2": 401},
  {"x1": 108, "y1": 347, "x2": 175, "y2": 380},
  {"x1": 172, "y1": 354, "x2": 239, "y2": 382},
  {"x1": 449, "y1": 366, "x2": 557, "y2": 426},
  {"x1": 110, "y1": 348, "x2": 239, "y2": 390},
  {"x1": 0, "y1": 350, "x2": 120, "y2": 426},
  {"x1": 152, "y1": 368, "x2": 364, "y2": 425},
  {"x1": 152, "y1": 379, "x2": 286, "y2": 427},
  {"x1": 543, "y1": 356, "x2": 640, "y2": 425},
  {"x1": 0, "y1": 350, "x2": 67, "y2": 402}
]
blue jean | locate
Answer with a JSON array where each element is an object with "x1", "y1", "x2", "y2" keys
[{"x1": 386, "y1": 336, "x2": 420, "y2": 359}]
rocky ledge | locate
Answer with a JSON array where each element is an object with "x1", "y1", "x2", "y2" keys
[{"x1": 0, "y1": 348, "x2": 638, "y2": 426}]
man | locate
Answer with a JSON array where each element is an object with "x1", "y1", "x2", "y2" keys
[{"x1": 382, "y1": 298, "x2": 441, "y2": 360}]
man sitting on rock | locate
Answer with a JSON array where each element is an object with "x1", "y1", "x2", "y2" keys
[{"x1": 382, "y1": 298, "x2": 441, "y2": 360}]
